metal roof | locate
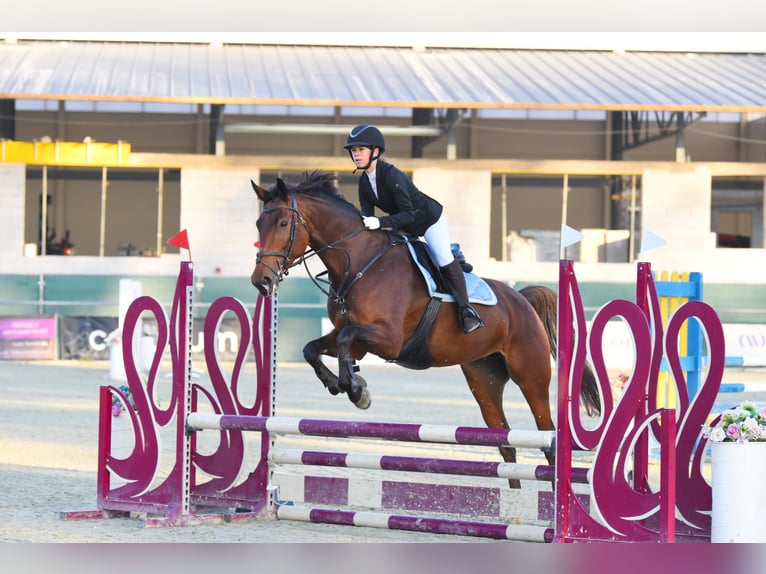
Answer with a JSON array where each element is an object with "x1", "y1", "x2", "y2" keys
[{"x1": 0, "y1": 40, "x2": 765, "y2": 112}]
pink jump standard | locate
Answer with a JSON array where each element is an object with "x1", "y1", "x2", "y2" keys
[{"x1": 62, "y1": 258, "x2": 726, "y2": 542}]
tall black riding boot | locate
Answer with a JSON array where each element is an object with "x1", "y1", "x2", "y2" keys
[{"x1": 440, "y1": 259, "x2": 485, "y2": 333}]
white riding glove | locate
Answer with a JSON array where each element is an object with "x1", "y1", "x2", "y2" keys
[{"x1": 363, "y1": 216, "x2": 381, "y2": 230}]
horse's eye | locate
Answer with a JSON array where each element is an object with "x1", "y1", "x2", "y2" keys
[{"x1": 280, "y1": 220, "x2": 289, "y2": 228}]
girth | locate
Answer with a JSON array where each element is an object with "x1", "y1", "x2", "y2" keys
[
  {"x1": 393, "y1": 296, "x2": 442, "y2": 369},
  {"x1": 325, "y1": 233, "x2": 446, "y2": 369}
]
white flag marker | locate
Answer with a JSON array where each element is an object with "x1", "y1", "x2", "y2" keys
[
  {"x1": 639, "y1": 230, "x2": 667, "y2": 256},
  {"x1": 561, "y1": 224, "x2": 584, "y2": 249},
  {"x1": 559, "y1": 224, "x2": 584, "y2": 260}
]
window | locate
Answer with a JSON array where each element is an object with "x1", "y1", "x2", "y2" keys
[
  {"x1": 25, "y1": 166, "x2": 181, "y2": 257},
  {"x1": 711, "y1": 183, "x2": 764, "y2": 249}
]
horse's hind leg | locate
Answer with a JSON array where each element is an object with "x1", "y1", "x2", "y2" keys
[
  {"x1": 303, "y1": 333, "x2": 343, "y2": 396},
  {"x1": 506, "y1": 354, "x2": 556, "y2": 469},
  {"x1": 460, "y1": 355, "x2": 522, "y2": 489}
]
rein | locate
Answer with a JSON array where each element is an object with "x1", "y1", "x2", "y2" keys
[
  {"x1": 257, "y1": 192, "x2": 405, "y2": 314},
  {"x1": 327, "y1": 233, "x2": 406, "y2": 315},
  {"x1": 255, "y1": 193, "x2": 305, "y2": 281}
]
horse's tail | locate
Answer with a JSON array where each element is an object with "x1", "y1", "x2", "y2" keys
[{"x1": 519, "y1": 285, "x2": 601, "y2": 416}]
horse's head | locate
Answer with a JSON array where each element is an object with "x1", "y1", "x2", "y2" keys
[{"x1": 250, "y1": 177, "x2": 310, "y2": 296}]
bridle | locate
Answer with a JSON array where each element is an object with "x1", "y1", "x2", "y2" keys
[
  {"x1": 255, "y1": 193, "x2": 307, "y2": 283},
  {"x1": 255, "y1": 192, "x2": 404, "y2": 314},
  {"x1": 256, "y1": 192, "x2": 368, "y2": 291}
]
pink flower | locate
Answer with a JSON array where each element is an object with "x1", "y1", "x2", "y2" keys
[
  {"x1": 111, "y1": 402, "x2": 123, "y2": 417},
  {"x1": 617, "y1": 372, "x2": 629, "y2": 385},
  {"x1": 726, "y1": 423, "x2": 741, "y2": 440}
]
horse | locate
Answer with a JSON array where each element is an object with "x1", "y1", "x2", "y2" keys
[{"x1": 250, "y1": 170, "x2": 600, "y2": 488}]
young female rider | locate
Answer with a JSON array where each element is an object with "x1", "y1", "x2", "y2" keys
[{"x1": 344, "y1": 124, "x2": 484, "y2": 333}]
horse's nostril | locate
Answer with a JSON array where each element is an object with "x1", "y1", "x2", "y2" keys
[{"x1": 252, "y1": 276, "x2": 273, "y2": 297}]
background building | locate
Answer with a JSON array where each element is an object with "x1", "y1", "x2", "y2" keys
[{"x1": 1, "y1": 35, "x2": 765, "y2": 359}]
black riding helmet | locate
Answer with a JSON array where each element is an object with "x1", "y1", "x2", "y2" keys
[
  {"x1": 344, "y1": 124, "x2": 385, "y2": 171},
  {"x1": 344, "y1": 124, "x2": 386, "y2": 151}
]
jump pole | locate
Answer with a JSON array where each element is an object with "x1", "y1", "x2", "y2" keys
[{"x1": 186, "y1": 412, "x2": 555, "y2": 448}]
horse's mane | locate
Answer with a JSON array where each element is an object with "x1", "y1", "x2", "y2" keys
[{"x1": 277, "y1": 170, "x2": 360, "y2": 216}]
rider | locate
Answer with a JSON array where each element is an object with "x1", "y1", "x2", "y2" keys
[{"x1": 343, "y1": 124, "x2": 484, "y2": 333}]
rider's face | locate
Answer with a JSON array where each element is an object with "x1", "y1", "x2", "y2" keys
[{"x1": 350, "y1": 146, "x2": 373, "y2": 167}]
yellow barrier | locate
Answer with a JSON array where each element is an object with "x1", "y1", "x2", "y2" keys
[
  {"x1": 0, "y1": 140, "x2": 131, "y2": 166},
  {"x1": 657, "y1": 270, "x2": 691, "y2": 409}
]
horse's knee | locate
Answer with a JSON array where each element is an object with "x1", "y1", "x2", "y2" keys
[{"x1": 303, "y1": 339, "x2": 321, "y2": 364}]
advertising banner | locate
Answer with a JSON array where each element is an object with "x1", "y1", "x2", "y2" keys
[
  {"x1": 0, "y1": 317, "x2": 57, "y2": 360},
  {"x1": 58, "y1": 316, "x2": 247, "y2": 362},
  {"x1": 59, "y1": 317, "x2": 118, "y2": 360}
]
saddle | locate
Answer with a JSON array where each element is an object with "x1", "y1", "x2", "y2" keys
[
  {"x1": 394, "y1": 237, "x2": 496, "y2": 369},
  {"x1": 405, "y1": 239, "x2": 497, "y2": 306}
]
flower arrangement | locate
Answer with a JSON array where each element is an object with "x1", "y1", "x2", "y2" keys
[
  {"x1": 610, "y1": 371, "x2": 630, "y2": 403},
  {"x1": 702, "y1": 401, "x2": 766, "y2": 443},
  {"x1": 111, "y1": 385, "x2": 136, "y2": 417}
]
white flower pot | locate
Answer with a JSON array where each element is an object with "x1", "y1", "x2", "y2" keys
[{"x1": 711, "y1": 441, "x2": 766, "y2": 543}]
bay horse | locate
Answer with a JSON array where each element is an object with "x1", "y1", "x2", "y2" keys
[{"x1": 250, "y1": 170, "x2": 600, "y2": 488}]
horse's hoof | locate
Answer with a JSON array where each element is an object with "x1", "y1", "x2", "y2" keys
[
  {"x1": 348, "y1": 375, "x2": 371, "y2": 409},
  {"x1": 352, "y1": 388, "x2": 371, "y2": 410}
]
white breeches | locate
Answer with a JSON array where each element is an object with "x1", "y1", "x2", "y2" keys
[{"x1": 423, "y1": 215, "x2": 454, "y2": 267}]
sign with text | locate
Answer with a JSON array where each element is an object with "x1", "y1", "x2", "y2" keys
[
  {"x1": 0, "y1": 317, "x2": 57, "y2": 360},
  {"x1": 59, "y1": 316, "x2": 118, "y2": 360},
  {"x1": 58, "y1": 316, "x2": 247, "y2": 362}
]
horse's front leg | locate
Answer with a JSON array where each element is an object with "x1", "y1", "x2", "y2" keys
[
  {"x1": 303, "y1": 331, "x2": 344, "y2": 396},
  {"x1": 335, "y1": 324, "x2": 375, "y2": 410}
]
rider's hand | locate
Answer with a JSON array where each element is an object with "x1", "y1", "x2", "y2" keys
[{"x1": 363, "y1": 216, "x2": 381, "y2": 230}]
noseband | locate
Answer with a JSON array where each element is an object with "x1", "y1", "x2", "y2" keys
[
  {"x1": 255, "y1": 193, "x2": 307, "y2": 283},
  {"x1": 256, "y1": 192, "x2": 383, "y2": 304}
]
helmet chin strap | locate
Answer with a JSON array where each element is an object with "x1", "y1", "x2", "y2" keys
[{"x1": 350, "y1": 146, "x2": 380, "y2": 173}]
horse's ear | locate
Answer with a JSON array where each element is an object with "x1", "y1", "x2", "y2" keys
[
  {"x1": 251, "y1": 180, "x2": 268, "y2": 202},
  {"x1": 275, "y1": 177, "x2": 289, "y2": 200}
]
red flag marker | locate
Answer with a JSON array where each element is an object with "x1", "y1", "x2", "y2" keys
[{"x1": 167, "y1": 229, "x2": 192, "y2": 260}]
